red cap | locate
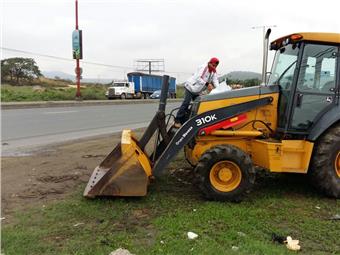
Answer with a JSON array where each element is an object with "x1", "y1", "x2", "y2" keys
[{"x1": 209, "y1": 57, "x2": 219, "y2": 65}]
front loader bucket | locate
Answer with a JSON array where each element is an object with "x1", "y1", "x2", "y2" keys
[{"x1": 83, "y1": 130, "x2": 152, "y2": 198}]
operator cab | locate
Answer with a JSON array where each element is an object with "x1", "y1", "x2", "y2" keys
[{"x1": 268, "y1": 33, "x2": 340, "y2": 138}]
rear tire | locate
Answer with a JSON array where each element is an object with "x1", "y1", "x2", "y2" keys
[
  {"x1": 309, "y1": 124, "x2": 340, "y2": 198},
  {"x1": 195, "y1": 145, "x2": 255, "y2": 202}
]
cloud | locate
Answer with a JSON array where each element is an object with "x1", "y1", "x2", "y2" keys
[{"x1": 2, "y1": 0, "x2": 339, "y2": 82}]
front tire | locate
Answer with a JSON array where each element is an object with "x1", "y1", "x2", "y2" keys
[
  {"x1": 309, "y1": 124, "x2": 340, "y2": 198},
  {"x1": 120, "y1": 93, "x2": 126, "y2": 100},
  {"x1": 195, "y1": 145, "x2": 255, "y2": 201}
]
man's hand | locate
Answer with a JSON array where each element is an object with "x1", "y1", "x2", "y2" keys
[{"x1": 207, "y1": 83, "x2": 214, "y2": 92}]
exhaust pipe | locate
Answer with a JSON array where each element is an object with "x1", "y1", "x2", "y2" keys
[{"x1": 262, "y1": 28, "x2": 271, "y2": 85}]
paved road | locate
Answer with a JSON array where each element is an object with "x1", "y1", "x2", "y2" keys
[{"x1": 1, "y1": 102, "x2": 180, "y2": 155}]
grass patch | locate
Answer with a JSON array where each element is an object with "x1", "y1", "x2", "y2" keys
[
  {"x1": 1, "y1": 84, "x2": 107, "y2": 101},
  {"x1": 176, "y1": 85, "x2": 185, "y2": 98},
  {"x1": 1, "y1": 83, "x2": 183, "y2": 101},
  {"x1": 2, "y1": 155, "x2": 339, "y2": 254}
]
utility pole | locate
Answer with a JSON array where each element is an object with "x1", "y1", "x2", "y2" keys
[
  {"x1": 73, "y1": 0, "x2": 83, "y2": 99},
  {"x1": 252, "y1": 25, "x2": 277, "y2": 84}
]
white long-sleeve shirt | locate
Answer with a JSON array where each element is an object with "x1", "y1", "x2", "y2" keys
[{"x1": 184, "y1": 64, "x2": 219, "y2": 94}]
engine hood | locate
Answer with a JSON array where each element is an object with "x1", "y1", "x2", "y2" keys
[{"x1": 199, "y1": 85, "x2": 279, "y2": 102}]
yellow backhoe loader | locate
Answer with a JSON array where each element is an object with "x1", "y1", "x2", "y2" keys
[{"x1": 84, "y1": 31, "x2": 340, "y2": 201}]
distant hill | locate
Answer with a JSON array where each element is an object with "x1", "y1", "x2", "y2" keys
[
  {"x1": 220, "y1": 71, "x2": 261, "y2": 82},
  {"x1": 42, "y1": 71, "x2": 75, "y2": 81},
  {"x1": 42, "y1": 70, "x2": 262, "y2": 85},
  {"x1": 42, "y1": 71, "x2": 113, "y2": 84},
  {"x1": 81, "y1": 78, "x2": 113, "y2": 84}
]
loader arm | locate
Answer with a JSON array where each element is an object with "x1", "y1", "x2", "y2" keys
[
  {"x1": 152, "y1": 96, "x2": 273, "y2": 177},
  {"x1": 84, "y1": 75, "x2": 172, "y2": 198},
  {"x1": 84, "y1": 76, "x2": 272, "y2": 198}
]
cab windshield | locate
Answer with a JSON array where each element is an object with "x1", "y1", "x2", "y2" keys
[
  {"x1": 113, "y1": 83, "x2": 126, "y2": 87},
  {"x1": 268, "y1": 44, "x2": 300, "y2": 88}
]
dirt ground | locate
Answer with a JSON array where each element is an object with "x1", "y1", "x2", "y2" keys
[{"x1": 1, "y1": 129, "x2": 145, "y2": 221}]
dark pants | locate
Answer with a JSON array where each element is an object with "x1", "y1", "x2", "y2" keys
[{"x1": 175, "y1": 88, "x2": 198, "y2": 124}]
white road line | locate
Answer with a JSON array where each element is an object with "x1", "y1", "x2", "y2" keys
[{"x1": 44, "y1": 110, "x2": 78, "y2": 114}]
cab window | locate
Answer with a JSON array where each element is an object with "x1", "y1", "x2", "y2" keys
[
  {"x1": 297, "y1": 44, "x2": 337, "y2": 93},
  {"x1": 291, "y1": 44, "x2": 338, "y2": 130}
]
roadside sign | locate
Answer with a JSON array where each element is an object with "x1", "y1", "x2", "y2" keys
[{"x1": 72, "y1": 30, "x2": 83, "y2": 59}]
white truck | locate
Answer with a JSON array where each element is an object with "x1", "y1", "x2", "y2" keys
[{"x1": 105, "y1": 81, "x2": 135, "y2": 99}]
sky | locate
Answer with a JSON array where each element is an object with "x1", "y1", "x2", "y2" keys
[{"x1": 1, "y1": 0, "x2": 339, "y2": 82}]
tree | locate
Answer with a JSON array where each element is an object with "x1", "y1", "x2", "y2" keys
[
  {"x1": 1, "y1": 57, "x2": 42, "y2": 85},
  {"x1": 227, "y1": 78, "x2": 261, "y2": 88},
  {"x1": 243, "y1": 78, "x2": 261, "y2": 87}
]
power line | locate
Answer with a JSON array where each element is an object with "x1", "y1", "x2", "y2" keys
[
  {"x1": 1, "y1": 47, "x2": 192, "y2": 75},
  {"x1": 1, "y1": 47, "x2": 132, "y2": 69}
]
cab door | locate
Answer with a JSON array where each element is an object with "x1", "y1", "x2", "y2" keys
[{"x1": 290, "y1": 44, "x2": 339, "y2": 131}]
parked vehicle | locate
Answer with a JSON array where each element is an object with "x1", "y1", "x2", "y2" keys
[
  {"x1": 105, "y1": 81, "x2": 133, "y2": 99},
  {"x1": 150, "y1": 90, "x2": 170, "y2": 99},
  {"x1": 105, "y1": 72, "x2": 176, "y2": 99}
]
